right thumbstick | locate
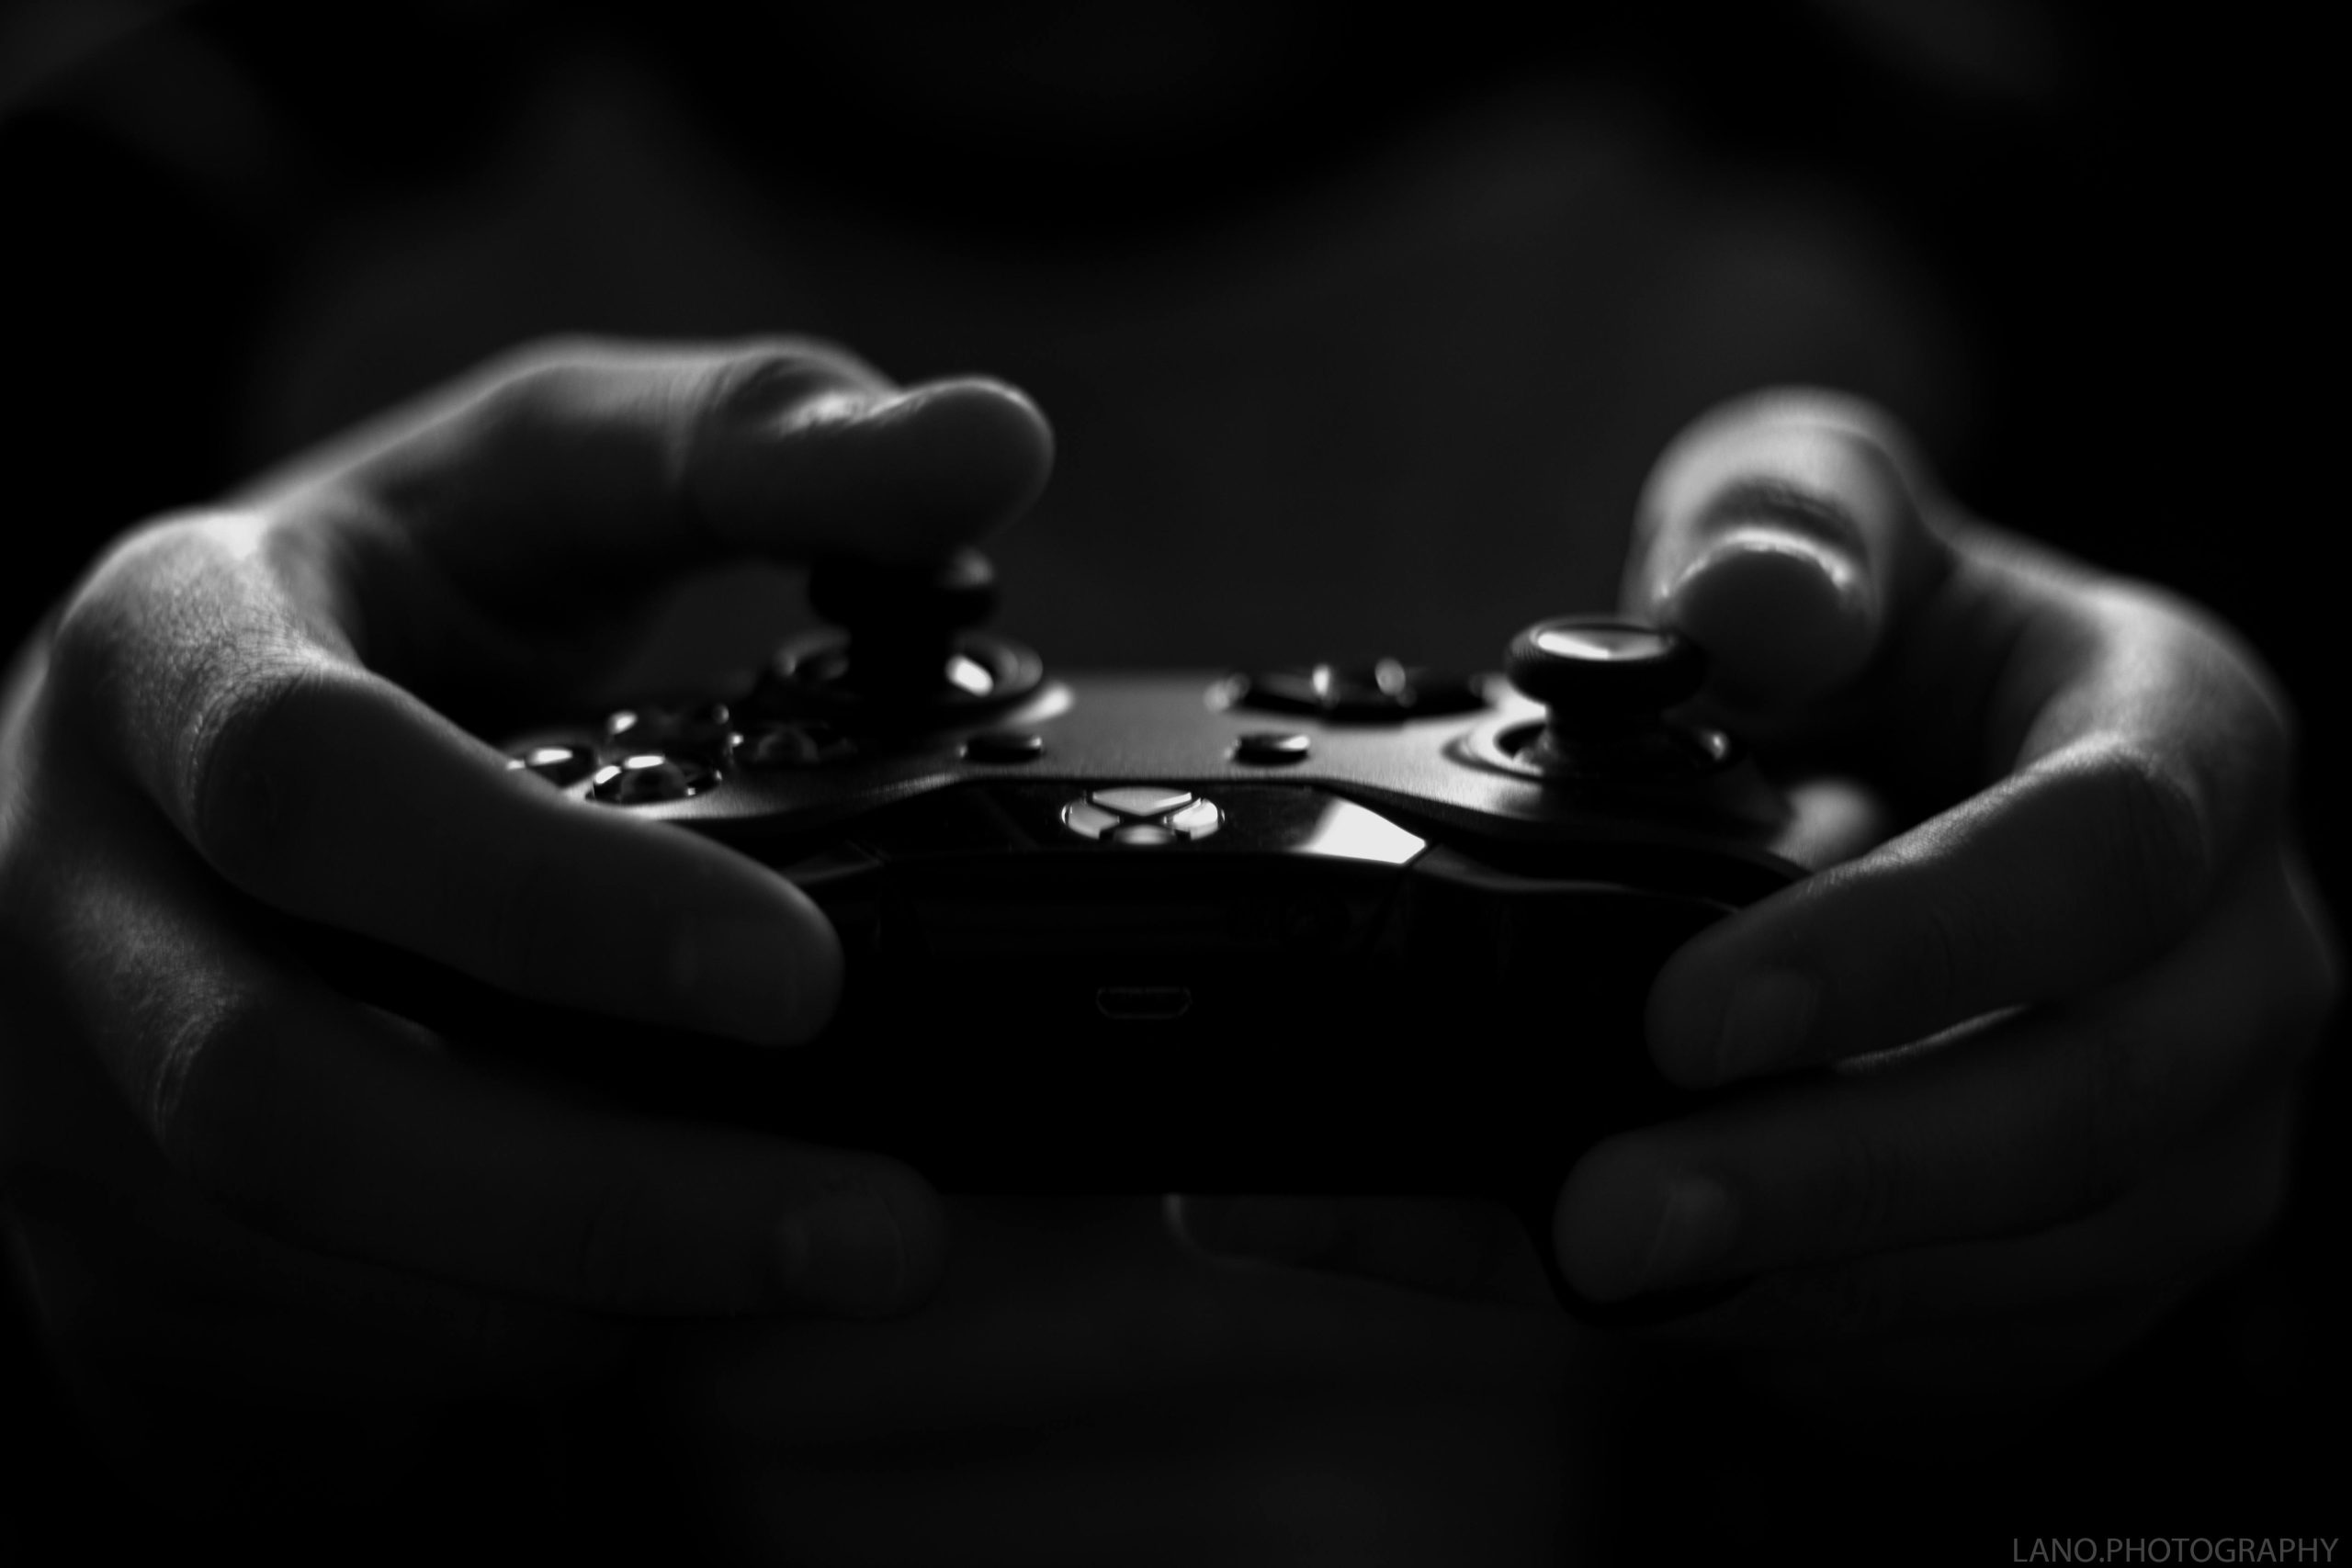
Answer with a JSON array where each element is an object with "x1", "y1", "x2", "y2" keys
[{"x1": 1504, "y1": 617, "x2": 1706, "y2": 738}]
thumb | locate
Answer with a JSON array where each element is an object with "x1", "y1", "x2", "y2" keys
[
  {"x1": 330, "y1": 335, "x2": 1055, "y2": 599},
  {"x1": 1619, "y1": 389, "x2": 1948, "y2": 715}
]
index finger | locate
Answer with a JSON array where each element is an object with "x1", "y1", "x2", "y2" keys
[
  {"x1": 53, "y1": 342, "x2": 1057, "y2": 1043},
  {"x1": 263, "y1": 337, "x2": 1054, "y2": 605}
]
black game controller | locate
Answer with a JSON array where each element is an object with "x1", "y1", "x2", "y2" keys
[{"x1": 313, "y1": 551, "x2": 1877, "y2": 1323}]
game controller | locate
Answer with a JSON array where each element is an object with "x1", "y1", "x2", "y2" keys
[{"x1": 310, "y1": 550, "x2": 1878, "y2": 1323}]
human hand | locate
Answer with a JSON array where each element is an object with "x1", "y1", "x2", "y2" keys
[
  {"x1": 1181, "y1": 389, "x2": 2339, "y2": 1404},
  {"x1": 0, "y1": 337, "x2": 1052, "y2": 1512}
]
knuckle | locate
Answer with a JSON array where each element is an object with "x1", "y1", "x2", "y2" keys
[
  {"x1": 184, "y1": 659, "x2": 334, "y2": 895},
  {"x1": 455, "y1": 336, "x2": 886, "y2": 526},
  {"x1": 465, "y1": 348, "x2": 605, "y2": 446},
  {"x1": 449, "y1": 337, "x2": 682, "y2": 465},
  {"x1": 691, "y1": 338, "x2": 878, "y2": 432},
  {"x1": 477, "y1": 335, "x2": 872, "y2": 429},
  {"x1": 471, "y1": 333, "x2": 630, "y2": 393},
  {"x1": 44, "y1": 513, "x2": 335, "y2": 892},
  {"x1": 2084, "y1": 742, "x2": 2214, "y2": 941},
  {"x1": 46, "y1": 515, "x2": 215, "y2": 705}
]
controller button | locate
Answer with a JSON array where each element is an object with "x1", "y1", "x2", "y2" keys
[
  {"x1": 1163, "y1": 799, "x2": 1224, "y2": 838},
  {"x1": 732, "y1": 719, "x2": 855, "y2": 770},
  {"x1": 1530, "y1": 624, "x2": 1663, "y2": 661},
  {"x1": 503, "y1": 743, "x2": 599, "y2": 786},
  {"x1": 1231, "y1": 730, "x2": 1311, "y2": 764},
  {"x1": 1089, "y1": 784, "x2": 1197, "y2": 818},
  {"x1": 964, "y1": 728, "x2": 1045, "y2": 763},
  {"x1": 605, "y1": 703, "x2": 735, "y2": 762},
  {"x1": 1108, "y1": 824, "x2": 1180, "y2": 846},
  {"x1": 589, "y1": 754, "x2": 717, "y2": 805},
  {"x1": 1061, "y1": 800, "x2": 1124, "y2": 839}
]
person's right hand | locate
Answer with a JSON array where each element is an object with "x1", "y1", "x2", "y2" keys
[{"x1": 0, "y1": 337, "x2": 1053, "y2": 1517}]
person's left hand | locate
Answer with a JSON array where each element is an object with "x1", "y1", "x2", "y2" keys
[{"x1": 1178, "y1": 389, "x2": 2340, "y2": 1404}]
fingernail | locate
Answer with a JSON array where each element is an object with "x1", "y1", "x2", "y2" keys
[
  {"x1": 1715, "y1": 967, "x2": 1817, "y2": 1078},
  {"x1": 671, "y1": 919, "x2": 804, "y2": 1043},
  {"x1": 775, "y1": 1179, "x2": 906, "y2": 1317},
  {"x1": 1634, "y1": 1177, "x2": 1738, "y2": 1294}
]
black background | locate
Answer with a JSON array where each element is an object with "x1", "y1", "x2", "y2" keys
[{"x1": 2, "y1": 2, "x2": 2338, "y2": 1561}]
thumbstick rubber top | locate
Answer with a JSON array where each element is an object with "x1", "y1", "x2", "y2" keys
[{"x1": 1504, "y1": 616, "x2": 1706, "y2": 721}]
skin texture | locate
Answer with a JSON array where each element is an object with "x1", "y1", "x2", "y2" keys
[
  {"x1": 0, "y1": 350, "x2": 2333, "y2": 1551},
  {"x1": 0, "y1": 340, "x2": 1053, "y2": 1506},
  {"x1": 1185, "y1": 389, "x2": 2339, "y2": 1406}
]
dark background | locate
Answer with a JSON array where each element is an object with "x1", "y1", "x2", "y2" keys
[{"x1": 2, "y1": 2, "x2": 2338, "y2": 1560}]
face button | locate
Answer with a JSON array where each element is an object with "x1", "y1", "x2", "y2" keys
[
  {"x1": 1163, "y1": 799, "x2": 1223, "y2": 837},
  {"x1": 1231, "y1": 730, "x2": 1311, "y2": 765},
  {"x1": 1108, "y1": 824, "x2": 1179, "y2": 846},
  {"x1": 1089, "y1": 784, "x2": 1196, "y2": 818},
  {"x1": 964, "y1": 728, "x2": 1045, "y2": 763},
  {"x1": 504, "y1": 743, "x2": 599, "y2": 786},
  {"x1": 732, "y1": 719, "x2": 855, "y2": 770},
  {"x1": 590, "y1": 754, "x2": 718, "y2": 805},
  {"x1": 1062, "y1": 800, "x2": 1123, "y2": 838}
]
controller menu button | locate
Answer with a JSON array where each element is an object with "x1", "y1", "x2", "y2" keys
[
  {"x1": 1163, "y1": 799, "x2": 1223, "y2": 837},
  {"x1": 964, "y1": 728, "x2": 1046, "y2": 763},
  {"x1": 589, "y1": 754, "x2": 718, "y2": 805},
  {"x1": 1231, "y1": 730, "x2": 1312, "y2": 764},
  {"x1": 504, "y1": 743, "x2": 599, "y2": 787}
]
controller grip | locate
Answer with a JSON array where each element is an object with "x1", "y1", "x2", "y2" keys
[{"x1": 264, "y1": 862, "x2": 1778, "y2": 1328}]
